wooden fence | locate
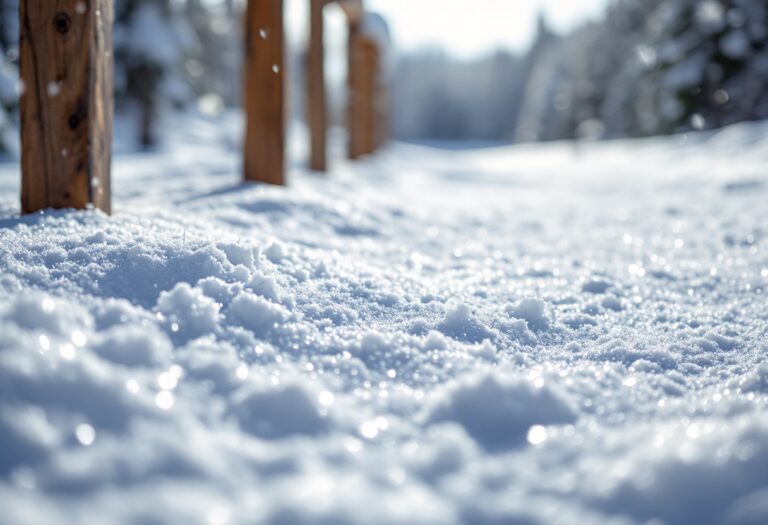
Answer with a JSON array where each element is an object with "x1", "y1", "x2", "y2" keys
[{"x1": 19, "y1": 0, "x2": 389, "y2": 215}]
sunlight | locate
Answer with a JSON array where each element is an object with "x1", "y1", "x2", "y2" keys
[{"x1": 286, "y1": 0, "x2": 609, "y2": 56}]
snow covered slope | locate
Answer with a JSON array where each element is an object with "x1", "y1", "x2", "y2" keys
[{"x1": 0, "y1": 116, "x2": 767, "y2": 525}]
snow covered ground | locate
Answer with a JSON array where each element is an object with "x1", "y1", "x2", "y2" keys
[{"x1": 0, "y1": 114, "x2": 767, "y2": 525}]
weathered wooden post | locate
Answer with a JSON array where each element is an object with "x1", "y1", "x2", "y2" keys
[
  {"x1": 244, "y1": 0, "x2": 285, "y2": 186},
  {"x1": 374, "y1": 49, "x2": 390, "y2": 151},
  {"x1": 306, "y1": 0, "x2": 363, "y2": 171},
  {"x1": 306, "y1": 0, "x2": 328, "y2": 172},
  {"x1": 347, "y1": 26, "x2": 379, "y2": 159},
  {"x1": 20, "y1": 0, "x2": 113, "y2": 214}
]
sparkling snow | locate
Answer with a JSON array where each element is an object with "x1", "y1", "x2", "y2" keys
[{"x1": 0, "y1": 114, "x2": 767, "y2": 524}]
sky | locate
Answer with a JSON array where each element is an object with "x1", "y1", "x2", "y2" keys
[{"x1": 286, "y1": 0, "x2": 610, "y2": 58}]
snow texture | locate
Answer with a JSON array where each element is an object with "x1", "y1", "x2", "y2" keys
[{"x1": 0, "y1": 113, "x2": 767, "y2": 524}]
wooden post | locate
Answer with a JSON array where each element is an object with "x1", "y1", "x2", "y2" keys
[
  {"x1": 244, "y1": 0, "x2": 285, "y2": 185},
  {"x1": 306, "y1": 0, "x2": 327, "y2": 172},
  {"x1": 362, "y1": 37, "x2": 380, "y2": 155},
  {"x1": 20, "y1": 0, "x2": 113, "y2": 214},
  {"x1": 347, "y1": 25, "x2": 378, "y2": 159},
  {"x1": 347, "y1": 22, "x2": 363, "y2": 159},
  {"x1": 374, "y1": 50, "x2": 389, "y2": 151}
]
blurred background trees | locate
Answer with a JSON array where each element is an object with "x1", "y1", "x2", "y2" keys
[
  {"x1": 0, "y1": 0, "x2": 766, "y2": 157},
  {"x1": 393, "y1": 0, "x2": 768, "y2": 143},
  {"x1": 114, "y1": 0, "x2": 196, "y2": 147}
]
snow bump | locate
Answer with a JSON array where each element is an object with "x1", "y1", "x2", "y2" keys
[
  {"x1": 231, "y1": 382, "x2": 330, "y2": 439},
  {"x1": 228, "y1": 292, "x2": 291, "y2": 336},
  {"x1": 437, "y1": 304, "x2": 494, "y2": 343},
  {"x1": 427, "y1": 371, "x2": 576, "y2": 451},
  {"x1": 506, "y1": 298, "x2": 552, "y2": 331}
]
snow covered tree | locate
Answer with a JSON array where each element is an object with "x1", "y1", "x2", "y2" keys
[
  {"x1": 516, "y1": 2, "x2": 664, "y2": 142},
  {"x1": 650, "y1": 0, "x2": 768, "y2": 132},
  {"x1": 114, "y1": 0, "x2": 196, "y2": 148}
]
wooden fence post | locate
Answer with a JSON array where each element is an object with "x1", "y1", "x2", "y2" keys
[
  {"x1": 347, "y1": 25, "x2": 378, "y2": 159},
  {"x1": 306, "y1": 0, "x2": 327, "y2": 172},
  {"x1": 374, "y1": 51, "x2": 390, "y2": 151},
  {"x1": 20, "y1": 0, "x2": 113, "y2": 215},
  {"x1": 244, "y1": 0, "x2": 285, "y2": 186}
]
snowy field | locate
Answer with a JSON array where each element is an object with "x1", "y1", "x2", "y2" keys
[{"x1": 0, "y1": 114, "x2": 767, "y2": 525}]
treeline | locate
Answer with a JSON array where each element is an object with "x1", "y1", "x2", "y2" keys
[{"x1": 393, "y1": 0, "x2": 768, "y2": 142}]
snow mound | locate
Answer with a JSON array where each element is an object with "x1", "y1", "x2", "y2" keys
[
  {"x1": 437, "y1": 304, "x2": 494, "y2": 343},
  {"x1": 93, "y1": 323, "x2": 172, "y2": 367},
  {"x1": 230, "y1": 381, "x2": 330, "y2": 439},
  {"x1": 591, "y1": 416, "x2": 768, "y2": 525},
  {"x1": 157, "y1": 283, "x2": 221, "y2": 342},
  {"x1": 427, "y1": 371, "x2": 576, "y2": 451},
  {"x1": 228, "y1": 292, "x2": 291, "y2": 336},
  {"x1": 506, "y1": 298, "x2": 551, "y2": 331}
]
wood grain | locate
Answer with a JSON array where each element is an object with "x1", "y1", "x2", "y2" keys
[
  {"x1": 20, "y1": 0, "x2": 113, "y2": 214},
  {"x1": 244, "y1": 0, "x2": 285, "y2": 186},
  {"x1": 306, "y1": 0, "x2": 327, "y2": 172},
  {"x1": 347, "y1": 25, "x2": 379, "y2": 159}
]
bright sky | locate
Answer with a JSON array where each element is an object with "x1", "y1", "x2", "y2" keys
[{"x1": 285, "y1": 0, "x2": 610, "y2": 57}]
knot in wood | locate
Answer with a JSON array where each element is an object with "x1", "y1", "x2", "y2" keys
[{"x1": 53, "y1": 13, "x2": 72, "y2": 34}]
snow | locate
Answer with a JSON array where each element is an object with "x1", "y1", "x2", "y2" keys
[
  {"x1": 506, "y1": 297, "x2": 551, "y2": 331},
  {"x1": 0, "y1": 113, "x2": 767, "y2": 524},
  {"x1": 427, "y1": 371, "x2": 576, "y2": 451},
  {"x1": 360, "y1": 12, "x2": 392, "y2": 55}
]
